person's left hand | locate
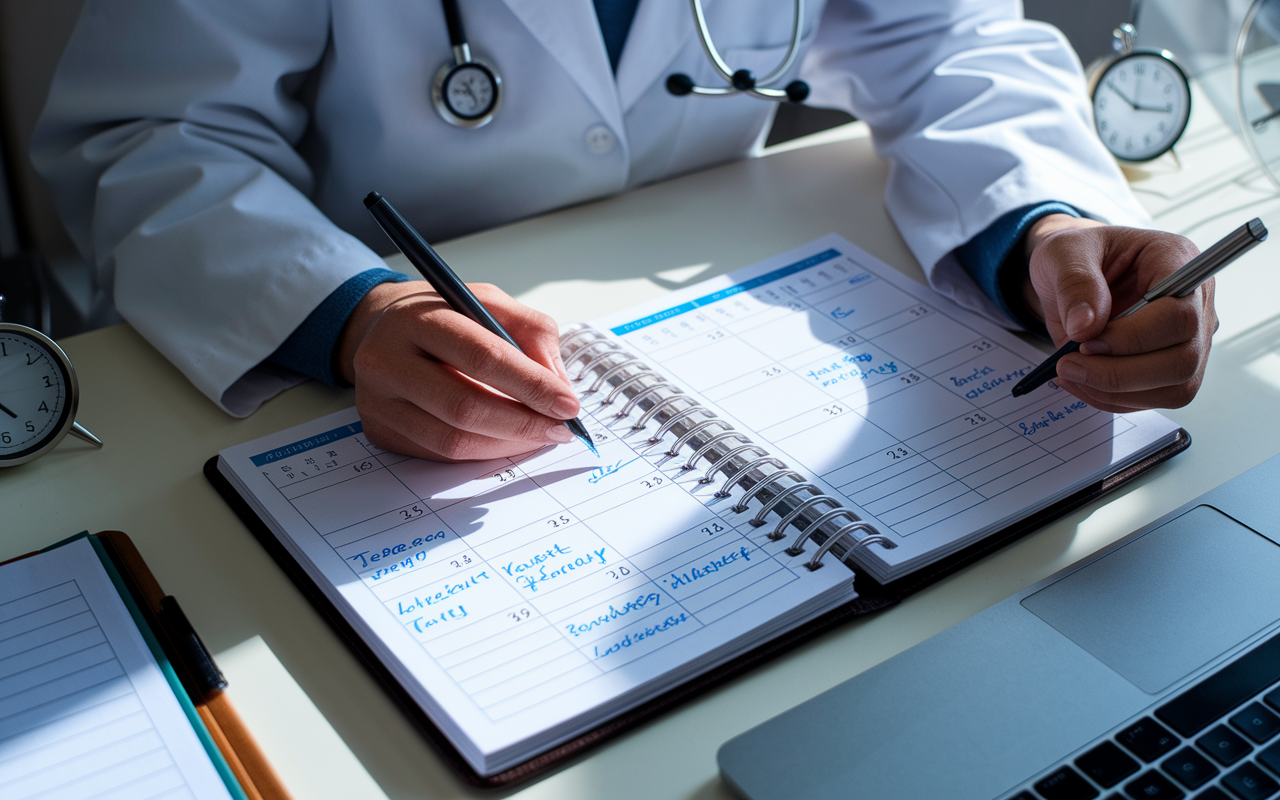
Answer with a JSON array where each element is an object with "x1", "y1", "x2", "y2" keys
[{"x1": 1016, "y1": 214, "x2": 1216, "y2": 413}]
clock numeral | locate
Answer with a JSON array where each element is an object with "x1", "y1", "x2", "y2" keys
[
  {"x1": 38, "y1": 401, "x2": 50, "y2": 414},
  {"x1": 26, "y1": 353, "x2": 38, "y2": 365},
  {"x1": 1, "y1": 433, "x2": 10, "y2": 445},
  {"x1": 42, "y1": 375, "x2": 53, "y2": 388},
  {"x1": 25, "y1": 421, "x2": 34, "y2": 433},
  {"x1": 0, "y1": 342, "x2": 6, "y2": 357}
]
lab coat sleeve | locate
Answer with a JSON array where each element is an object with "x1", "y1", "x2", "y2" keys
[
  {"x1": 801, "y1": 0, "x2": 1153, "y2": 326},
  {"x1": 31, "y1": 0, "x2": 390, "y2": 416}
]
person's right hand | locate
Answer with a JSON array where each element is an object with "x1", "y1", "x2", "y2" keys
[{"x1": 334, "y1": 280, "x2": 581, "y2": 462}]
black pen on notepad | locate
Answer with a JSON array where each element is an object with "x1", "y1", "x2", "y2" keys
[
  {"x1": 363, "y1": 191, "x2": 597, "y2": 456},
  {"x1": 1011, "y1": 218, "x2": 1268, "y2": 398}
]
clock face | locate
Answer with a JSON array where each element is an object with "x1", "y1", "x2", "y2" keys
[
  {"x1": 0, "y1": 326, "x2": 76, "y2": 463},
  {"x1": 1092, "y1": 52, "x2": 1191, "y2": 162},
  {"x1": 444, "y1": 63, "x2": 497, "y2": 119},
  {"x1": 433, "y1": 59, "x2": 501, "y2": 128}
]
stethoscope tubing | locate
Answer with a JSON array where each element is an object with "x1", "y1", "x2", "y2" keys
[{"x1": 685, "y1": 0, "x2": 805, "y2": 99}]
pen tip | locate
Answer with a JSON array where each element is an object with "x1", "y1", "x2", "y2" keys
[
  {"x1": 363, "y1": 191, "x2": 383, "y2": 209},
  {"x1": 565, "y1": 418, "x2": 598, "y2": 457}
]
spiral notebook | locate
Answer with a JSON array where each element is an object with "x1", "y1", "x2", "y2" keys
[{"x1": 208, "y1": 233, "x2": 1187, "y2": 785}]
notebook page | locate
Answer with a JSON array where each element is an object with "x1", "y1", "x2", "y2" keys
[
  {"x1": 0, "y1": 538, "x2": 233, "y2": 800},
  {"x1": 218, "y1": 402, "x2": 855, "y2": 773},
  {"x1": 590, "y1": 234, "x2": 1182, "y2": 581}
]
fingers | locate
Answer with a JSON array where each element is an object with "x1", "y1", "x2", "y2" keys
[
  {"x1": 471, "y1": 283, "x2": 573, "y2": 384},
  {"x1": 416, "y1": 310, "x2": 579, "y2": 420},
  {"x1": 1024, "y1": 224, "x2": 1214, "y2": 412},
  {"x1": 1052, "y1": 283, "x2": 1215, "y2": 411},
  {"x1": 344, "y1": 280, "x2": 581, "y2": 462},
  {"x1": 1026, "y1": 219, "x2": 1111, "y2": 342},
  {"x1": 359, "y1": 392, "x2": 571, "y2": 462}
]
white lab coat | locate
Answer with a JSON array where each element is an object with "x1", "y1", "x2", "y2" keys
[{"x1": 32, "y1": 0, "x2": 1150, "y2": 415}]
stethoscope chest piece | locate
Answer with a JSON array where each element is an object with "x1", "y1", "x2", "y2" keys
[
  {"x1": 434, "y1": 0, "x2": 501, "y2": 128},
  {"x1": 433, "y1": 46, "x2": 502, "y2": 128}
]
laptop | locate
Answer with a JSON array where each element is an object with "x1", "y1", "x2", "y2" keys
[{"x1": 718, "y1": 453, "x2": 1280, "y2": 800}]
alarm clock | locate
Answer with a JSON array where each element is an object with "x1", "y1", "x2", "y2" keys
[
  {"x1": 0, "y1": 321, "x2": 102, "y2": 466},
  {"x1": 1088, "y1": 23, "x2": 1192, "y2": 163}
]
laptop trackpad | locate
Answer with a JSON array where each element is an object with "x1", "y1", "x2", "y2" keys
[{"x1": 1022, "y1": 505, "x2": 1280, "y2": 693}]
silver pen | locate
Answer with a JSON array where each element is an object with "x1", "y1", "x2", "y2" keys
[{"x1": 1011, "y1": 218, "x2": 1268, "y2": 397}]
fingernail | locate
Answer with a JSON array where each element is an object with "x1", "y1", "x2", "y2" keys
[
  {"x1": 551, "y1": 396, "x2": 579, "y2": 419},
  {"x1": 1066, "y1": 302, "x2": 1094, "y2": 338},
  {"x1": 1079, "y1": 339, "x2": 1111, "y2": 355},
  {"x1": 547, "y1": 424, "x2": 575, "y2": 443},
  {"x1": 554, "y1": 354, "x2": 571, "y2": 384},
  {"x1": 1057, "y1": 360, "x2": 1086, "y2": 383}
]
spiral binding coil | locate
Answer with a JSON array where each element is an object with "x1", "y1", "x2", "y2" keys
[{"x1": 559, "y1": 324, "x2": 896, "y2": 571}]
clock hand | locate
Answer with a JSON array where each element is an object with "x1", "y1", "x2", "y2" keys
[
  {"x1": 1106, "y1": 81, "x2": 1139, "y2": 109},
  {"x1": 1252, "y1": 107, "x2": 1280, "y2": 130},
  {"x1": 0, "y1": 400, "x2": 16, "y2": 419}
]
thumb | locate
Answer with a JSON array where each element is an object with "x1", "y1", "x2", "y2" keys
[{"x1": 1029, "y1": 228, "x2": 1112, "y2": 343}]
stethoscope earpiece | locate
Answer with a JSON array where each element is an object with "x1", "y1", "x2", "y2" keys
[{"x1": 666, "y1": 0, "x2": 809, "y2": 104}]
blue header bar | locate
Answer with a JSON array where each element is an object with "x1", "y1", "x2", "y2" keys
[
  {"x1": 251, "y1": 421, "x2": 364, "y2": 467},
  {"x1": 610, "y1": 249, "x2": 841, "y2": 335}
]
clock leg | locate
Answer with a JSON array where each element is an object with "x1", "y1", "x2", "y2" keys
[{"x1": 69, "y1": 421, "x2": 103, "y2": 448}]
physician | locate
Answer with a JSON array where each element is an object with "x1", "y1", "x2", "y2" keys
[{"x1": 32, "y1": 0, "x2": 1212, "y2": 462}]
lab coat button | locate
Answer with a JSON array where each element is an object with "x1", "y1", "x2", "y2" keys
[{"x1": 585, "y1": 125, "x2": 616, "y2": 154}]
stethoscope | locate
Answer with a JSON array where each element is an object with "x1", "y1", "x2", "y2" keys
[{"x1": 432, "y1": 0, "x2": 810, "y2": 129}]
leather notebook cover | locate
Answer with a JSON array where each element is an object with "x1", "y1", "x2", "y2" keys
[{"x1": 202, "y1": 427, "x2": 1188, "y2": 788}]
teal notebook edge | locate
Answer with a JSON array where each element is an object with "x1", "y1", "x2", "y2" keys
[{"x1": 41, "y1": 531, "x2": 249, "y2": 800}]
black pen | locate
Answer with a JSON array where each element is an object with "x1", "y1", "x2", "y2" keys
[
  {"x1": 364, "y1": 191, "x2": 597, "y2": 455},
  {"x1": 1011, "y1": 218, "x2": 1268, "y2": 398}
]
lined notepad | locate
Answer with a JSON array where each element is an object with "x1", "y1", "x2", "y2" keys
[
  {"x1": 0, "y1": 539, "x2": 233, "y2": 800},
  {"x1": 215, "y1": 234, "x2": 1182, "y2": 777}
]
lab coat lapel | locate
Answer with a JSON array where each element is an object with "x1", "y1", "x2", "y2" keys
[
  {"x1": 616, "y1": 0, "x2": 700, "y2": 113},
  {"x1": 500, "y1": 0, "x2": 624, "y2": 137}
]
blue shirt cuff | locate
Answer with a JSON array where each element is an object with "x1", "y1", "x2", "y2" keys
[
  {"x1": 267, "y1": 268, "x2": 410, "y2": 386},
  {"x1": 956, "y1": 202, "x2": 1081, "y2": 324}
]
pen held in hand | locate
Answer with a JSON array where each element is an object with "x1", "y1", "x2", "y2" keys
[
  {"x1": 1010, "y1": 218, "x2": 1268, "y2": 398},
  {"x1": 363, "y1": 191, "x2": 598, "y2": 456}
]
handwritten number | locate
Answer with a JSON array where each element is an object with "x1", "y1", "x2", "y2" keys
[
  {"x1": 899, "y1": 372, "x2": 923, "y2": 385},
  {"x1": 700, "y1": 523, "x2": 725, "y2": 536},
  {"x1": 606, "y1": 566, "x2": 632, "y2": 580},
  {"x1": 450, "y1": 555, "x2": 473, "y2": 569},
  {"x1": 965, "y1": 412, "x2": 989, "y2": 426},
  {"x1": 508, "y1": 608, "x2": 532, "y2": 623},
  {"x1": 494, "y1": 468, "x2": 517, "y2": 483},
  {"x1": 547, "y1": 514, "x2": 572, "y2": 529},
  {"x1": 353, "y1": 460, "x2": 373, "y2": 473},
  {"x1": 399, "y1": 504, "x2": 424, "y2": 521},
  {"x1": 760, "y1": 366, "x2": 782, "y2": 378},
  {"x1": 824, "y1": 404, "x2": 844, "y2": 416},
  {"x1": 886, "y1": 447, "x2": 909, "y2": 460},
  {"x1": 971, "y1": 339, "x2": 994, "y2": 353},
  {"x1": 907, "y1": 305, "x2": 929, "y2": 318},
  {"x1": 640, "y1": 474, "x2": 665, "y2": 490}
]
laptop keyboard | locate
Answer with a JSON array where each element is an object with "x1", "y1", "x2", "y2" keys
[{"x1": 1008, "y1": 630, "x2": 1280, "y2": 800}]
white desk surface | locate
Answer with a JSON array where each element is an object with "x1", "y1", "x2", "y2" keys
[{"x1": 6, "y1": 86, "x2": 1280, "y2": 800}]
